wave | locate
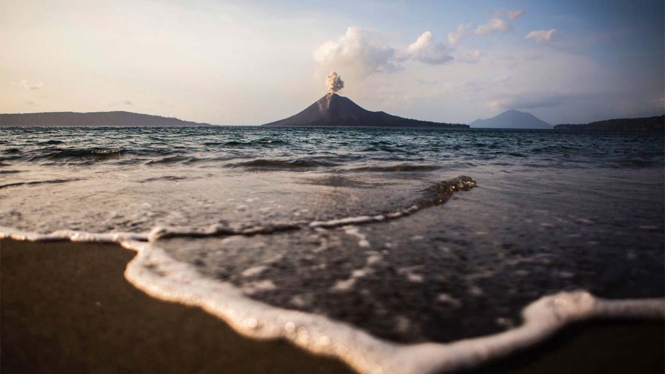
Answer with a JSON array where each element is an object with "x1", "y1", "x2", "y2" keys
[
  {"x1": 224, "y1": 159, "x2": 338, "y2": 170},
  {"x1": 138, "y1": 176, "x2": 189, "y2": 183},
  {"x1": 345, "y1": 164, "x2": 441, "y2": 173},
  {"x1": 145, "y1": 156, "x2": 200, "y2": 165},
  {"x1": 37, "y1": 140, "x2": 65, "y2": 145},
  {"x1": 0, "y1": 178, "x2": 80, "y2": 190},
  {"x1": 206, "y1": 138, "x2": 289, "y2": 147},
  {"x1": 0, "y1": 155, "x2": 22, "y2": 162},
  {"x1": 6, "y1": 147, "x2": 193, "y2": 164},
  {"x1": 28, "y1": 148, "x2": 125, "y2": 162}
]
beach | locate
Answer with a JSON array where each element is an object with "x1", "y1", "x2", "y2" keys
[
  {"x1": 2, "y1": 238, "x2": 662, "y2": 374},
  {"x1": 1, "y1": 239, "x2": 354, "y2": 374}
]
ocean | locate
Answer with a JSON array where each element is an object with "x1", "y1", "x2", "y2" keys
[{"x1": 1, "y1": 126, "x2": 664, "y2": 373}]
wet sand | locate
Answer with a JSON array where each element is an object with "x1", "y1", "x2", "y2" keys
[
  {"x1": 1, "y1": 239, "x2": 354, "y2": 374},
  {"x1": 1, "y1": 238, "x2": 663, "y2": 374},
  {"x1": 466, "y1": 320, "x2": 664, "y2": 374}
]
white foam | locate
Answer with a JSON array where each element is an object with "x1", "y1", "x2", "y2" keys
[
  {"x1": 310, "y1": 216, "x2": 380, "y2": 228},
  {"x1": 242, "y1": 266, "x2": 268, "y2": 278},
  {"x1": 2, "y1": 227, "x2": 664, "y2": 374},
  {"x1": 398, "y1": 266, "x2": 425, "y2": 283},
  {"x1": 330, "y1": 277, "x2": 358, "y2": 292},
  {"x1": 436, "y1": 293, "x2": 462, "y2": 308},
  {"x1": 0, "y1": 226, "x2": 148, "y2": 243},
  {"x1": 241, "y1": 280, "x2": 277, "y2": 295},
  {"x1": 343, "y1": 225, "x2": 371, "y2": 248}
]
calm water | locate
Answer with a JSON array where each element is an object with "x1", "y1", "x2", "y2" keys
[{"x1": 1, "y1": 126, "x2": 663, "y2": 345}]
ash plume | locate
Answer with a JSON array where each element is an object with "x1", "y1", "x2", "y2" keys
[{"x1": 326, "y1": 72, "x2": 344, "y2": 93}]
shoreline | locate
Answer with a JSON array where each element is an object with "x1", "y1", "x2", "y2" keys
[{"x1": 1, "y1": 238, "x2": 663, "y2": 373}]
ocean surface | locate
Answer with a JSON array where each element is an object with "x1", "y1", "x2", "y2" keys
[{"x1": 1, "y1": 126, "x2": 664, "y2": 373}]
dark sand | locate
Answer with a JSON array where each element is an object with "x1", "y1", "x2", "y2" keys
[
  {"x1": 1, "y1": 239, "x2": 663, "y2": 374},
  {"x1": 1, "y1": 239, "x2": 354, "y2": 374},
  {"x1": 466, "y1": 320, "x2": 664, "y2": 374}
]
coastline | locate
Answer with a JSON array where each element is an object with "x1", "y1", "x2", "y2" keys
[{"x1": 1, "y1": 238, "x2": 663, "y2": 373}]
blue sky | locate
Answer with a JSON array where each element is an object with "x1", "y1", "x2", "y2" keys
[{"x1": 1, "y1": 0, "x2": 663, "y2": 124}]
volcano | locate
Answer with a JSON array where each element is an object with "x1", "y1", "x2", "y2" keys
[{"x1": 262, "y1": 93, "x2": 467, "y2": 128}]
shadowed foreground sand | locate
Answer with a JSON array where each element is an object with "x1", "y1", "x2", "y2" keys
[
  {"x1": 1, "y1": 239, "x2": 354, "y2": 374},
  {"x1": 1, "y1": 239, "x2": 663, "y2": 374}
]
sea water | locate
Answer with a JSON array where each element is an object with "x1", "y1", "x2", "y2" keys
[{"x1": 1, "y1": 126, "x2": 663, "y2": 373}]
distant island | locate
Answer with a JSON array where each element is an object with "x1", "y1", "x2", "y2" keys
[
  {"x1": 470, "y1": 110, "x2": 552, "y2": 129},
  {"x1": 262, "y1": 93, "x2": 468, "y2": 129},
  {"x1": 554, "y1": 115, "x2": 664, "y2": 132},
  {"x1": 0, "y1": 111, "x2": 214, "y2": 127}
]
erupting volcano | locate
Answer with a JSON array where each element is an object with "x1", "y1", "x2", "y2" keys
[{"x1": 263, "y1": 73, "x2": 468, "y2": 129}]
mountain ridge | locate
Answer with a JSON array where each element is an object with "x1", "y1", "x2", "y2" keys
[
  {"x1": 0, "y1": 111, "x2": 214, "y2": 127},
  {"x1": 554, "y1": 115, "x2": 664, "y2": 131}
]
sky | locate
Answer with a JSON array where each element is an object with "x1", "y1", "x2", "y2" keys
[{"x1": 1, "y1": 0, "x2": 663, "y2": 125}]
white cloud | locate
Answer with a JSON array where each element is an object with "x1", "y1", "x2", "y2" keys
[
  {"x1": 313, "y1": 27, "x2": 400, "y2": 77},
  {"x1": 448, "y1": 22, "x2": 472, "y2": 46},
  {"x1": 313, "y1": 28, "x2": 454, "y2": 80},
  {"x1": 406, "y1": 31, "x2": 453, "y2": 65},
  {"x1": 475, "y1": 18, "x2": 512, "y2": 35},
  {"x1": 506, "y1": 10, "x2": 525, "y2": 21},
  {"x1": 475, "y1": 9, "x2": 524, "y2": 35},
  {"x1": 525, "y1": 29, "x2": 557, "y2": 43}
]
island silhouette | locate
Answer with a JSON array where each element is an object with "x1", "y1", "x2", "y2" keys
[{"x1": 262, "y1": 92, "x2": 467, "y2": 128}]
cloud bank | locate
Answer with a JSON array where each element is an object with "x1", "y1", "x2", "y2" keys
[{"x1": 313, "y1": 27, "x2": 455, "y2": 79}]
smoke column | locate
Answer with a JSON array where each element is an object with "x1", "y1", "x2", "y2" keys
[{"x1": 326, "y1": 72, "x2": 344, "y2": 93}]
